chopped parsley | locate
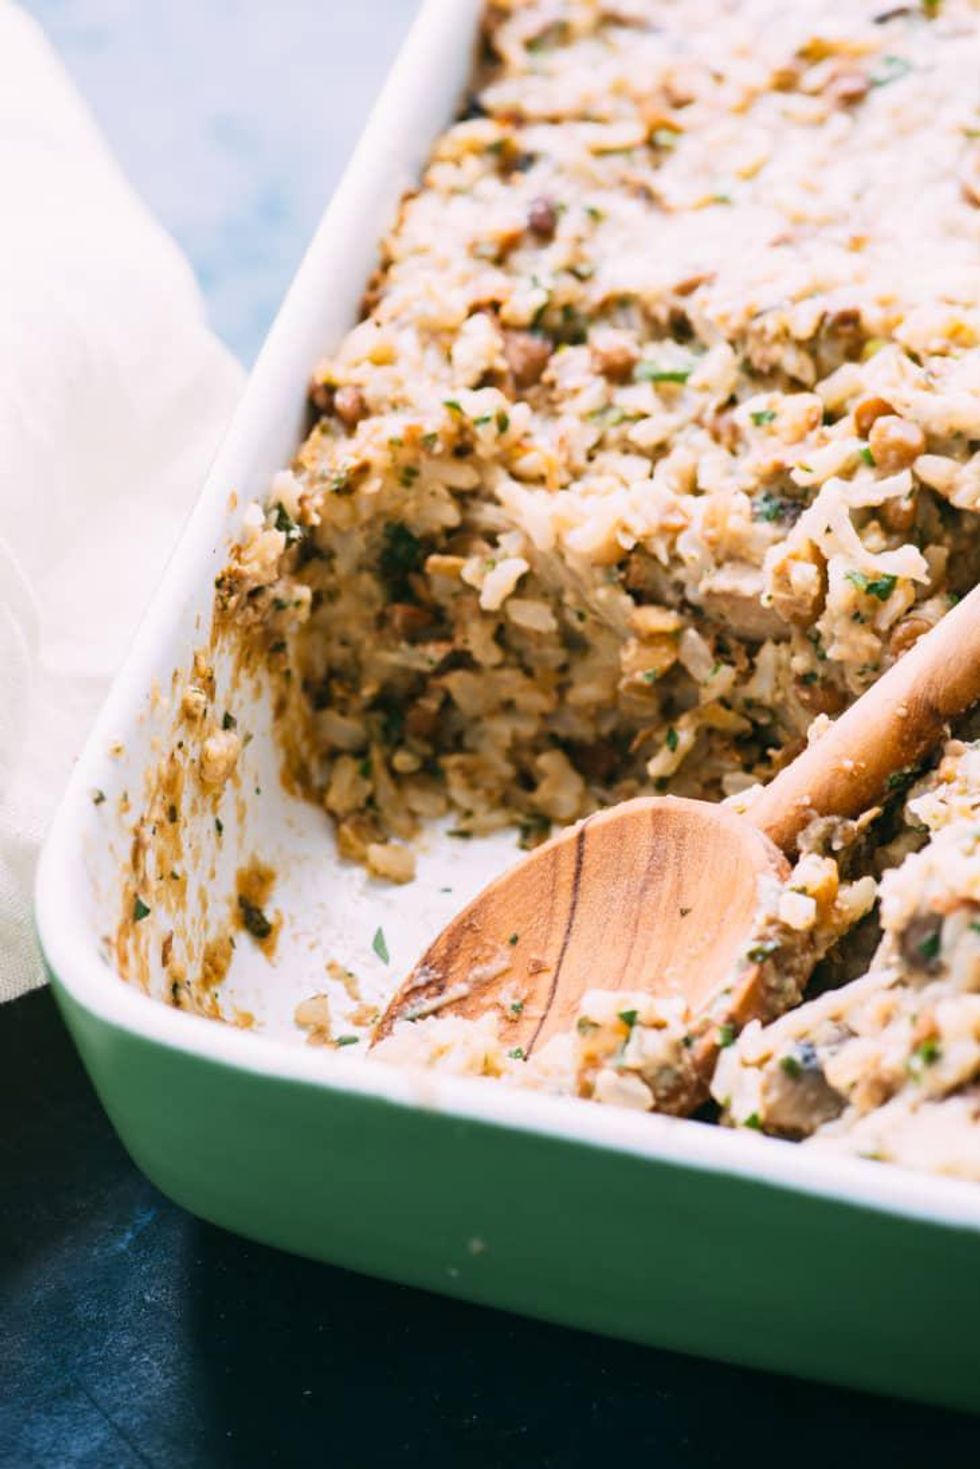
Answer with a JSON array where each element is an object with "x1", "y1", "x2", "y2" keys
[
  {"x1": 846, "y1": 570, "x2": 897, "y2": 602},
  {"x1": 747, "y1": 939, "x2": 780, "y2": 963},
  {"x1": 335, "y1": 1035, "x2": 360, "y2": 1048},
  {"x1": 665, "y1": 726, "x2": 679, "y2": 752},
  {"x1": 908, "y1": 1037, "x2": 941, "y2": 1074},
  {"x1": 92, "y1": 789, "x2": 106, "y2": 806},
  {"x1": 858, "y1": 445, "x2": 875, "y2": 466},
  {"x1": 916, "y1": 929, "x2": 941, "y2": 963},
  {"x1": 215, "y1": 816, "x2": 224, "y2": 836},
  {"x1": 221, "y1": 710, "x2": 237, "y2": 731},
  {"x1": 133, "y1": 896, "x2": 151, "y2": 923},
  {"x1": 870, "y1": 54, "x2": 913, "y2": 87},
  {"x1": 718, "y1": 1023, "x2": 736, "y2": 1048},
  {"x1": 753, "y1": 491, "x2": 790, "y2": 523},
  {"x1": 779, "y1": 1054, "x2": 803, "y2": 1079},
  {"x1": 510, "y1": 1000, "x2": 525, "y2": 1015},
  {"x1": 743, "y1": 1112, "x2": 763, "y2": 1131},
  {"x1": 443, "y1": 398, "x2": 464, "y2": 415},
  {"x1": 618, "y1": 1009, "x2": 639, "y2": 1031},
  {"x1": 495, "y1": 410, "x2": 510, "y2": 434},
  {"x1": 576, "y1": 1017, "x2": 599, "y2": 1035},
  {"x1": 372, "y1": 926, "x2": 390, "y2": 964},
  {"x1": 642, "y1": 668, "x2": 660, "y2": 685},
  {"x1": 588, "y1": 403, "x2": 628, "y2": 429},
  {"x1": 378, "y1": 522, "x2": 424, "y2": 596},
  {"x1": 750, "y1": 408, "x2": 776, "y2": 426},
  {"x1": 238, "y1": 897, "x2": 272, "y2": 941},
  {"x1": 508, "y1": 932, "x2": 519, "y2": 945},
  {"x1": 518, "y1": 814, "x2": 551, "y2": 850},
  {"x1": 508, "y1": 1047, "x2": 526, "y2": 1061},
  {"x1": 634, "y1": 361, "x2": 692, "y2": 385},
  {"x1": 273, "y1": 502, "x2": 302, "y2": 545}
]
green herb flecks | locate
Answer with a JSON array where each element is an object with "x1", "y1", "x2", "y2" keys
[
  {"x1": 518, "y1": 814, "x2": 551, "y2": 850},
  {"x1": 665, "y1": 727, "x2": 679, "y2": 752},
  {"x1": 718, "y1": 1023, "x2": 736, "y2": 1049},
  {"x1": 908, "y1": 1037, "x2": 941, "y2": 1076},
  {"x1": 274, "y1": 502, "x2": 303, "y2": 545},
  {"x1": 378, "y1": 522, "x2": 425, "y2": 597},
  {"x1": 779, "y1": 1054, "x2": 803, "y2": 1079},
  {"x1": 750, "y1": 408, "x2": 776, "y2": 426},
  {"x1": 372, "y1": 926, "x2": 390, "y2": 964},
  {"x1": 634, "y1": 361, "x2": 692, "y2": 385},
  {"x1": 335, "y1": 1035, "x2": 360, "y2": 1048},
  {"x1": 846, "y1": 569, "x2": 897, "y2": 602},
  {"x1": 508, "y1": 1047, "x2": 526, "y2": 1061},
  {"x1": 753, "y1": 491, "x2": 792, "y2": 524},
  {"x1": 870, "y1": 54, "x2": 913, "y2": 88},
  {"x1": 238, "y1": 897, "x2": 272, "y2": 941},
  {"x1": 133, "y1": 896, "x2": 151, "y2": 923}
]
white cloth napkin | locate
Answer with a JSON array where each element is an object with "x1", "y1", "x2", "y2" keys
[{"x1": 0, "y1": 3, "x2": 244, "y2": 1000}]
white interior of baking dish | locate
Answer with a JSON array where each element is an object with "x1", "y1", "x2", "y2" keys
[{"x1": 35, "y1": 0, "x2": 980, "y2": 1231}]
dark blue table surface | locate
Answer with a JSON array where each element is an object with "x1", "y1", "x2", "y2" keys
[
  {"x1": 2, "y1": 991, "x2": 976, "y2": 1467},
  {"x1": 3, "y1": 5, "x2": 979, "y2": 1463}
]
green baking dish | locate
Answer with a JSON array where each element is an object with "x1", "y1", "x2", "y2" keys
[{"x1": 35, "y1": 0, "x2": 980, "y2": 1415}]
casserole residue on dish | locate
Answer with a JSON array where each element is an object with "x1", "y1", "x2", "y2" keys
[{"x1": 207, "y1": 0, "x2": 980, "y2": 1178}]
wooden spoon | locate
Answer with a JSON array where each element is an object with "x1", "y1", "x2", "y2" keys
[{"x1": 373, "y1": 582, "x2": 980, "y2": 1100}]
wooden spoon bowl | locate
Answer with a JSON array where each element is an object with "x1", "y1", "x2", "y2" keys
[{"x1": 373, "y1": 798, "x2": 787, "y2": 1058}]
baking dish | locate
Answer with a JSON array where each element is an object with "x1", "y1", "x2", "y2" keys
[{"x1": 34, "y1": 0, "x2": 980, "y2": 1414}]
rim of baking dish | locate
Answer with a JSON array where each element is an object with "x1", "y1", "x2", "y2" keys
[{"x1": 35, "y1": 0, "x2": 980, "y2": 1235}]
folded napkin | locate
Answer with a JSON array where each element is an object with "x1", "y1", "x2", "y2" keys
[{"x1": 0, "y1": 4, "x2": 244, "y2": 1000}]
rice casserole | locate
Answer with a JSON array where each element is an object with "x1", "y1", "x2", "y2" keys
[{"x1": 139, "y1": 0, "x2": 980, "y2": 1181}]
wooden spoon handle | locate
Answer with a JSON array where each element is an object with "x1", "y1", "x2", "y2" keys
[{"x1": 747, "y1": 582, "x2": 980, "y2": 854}]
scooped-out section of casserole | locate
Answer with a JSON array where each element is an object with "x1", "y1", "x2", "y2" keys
[{"x1": 165, "y1": 0, "x2": 980, "y2": 1180}]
